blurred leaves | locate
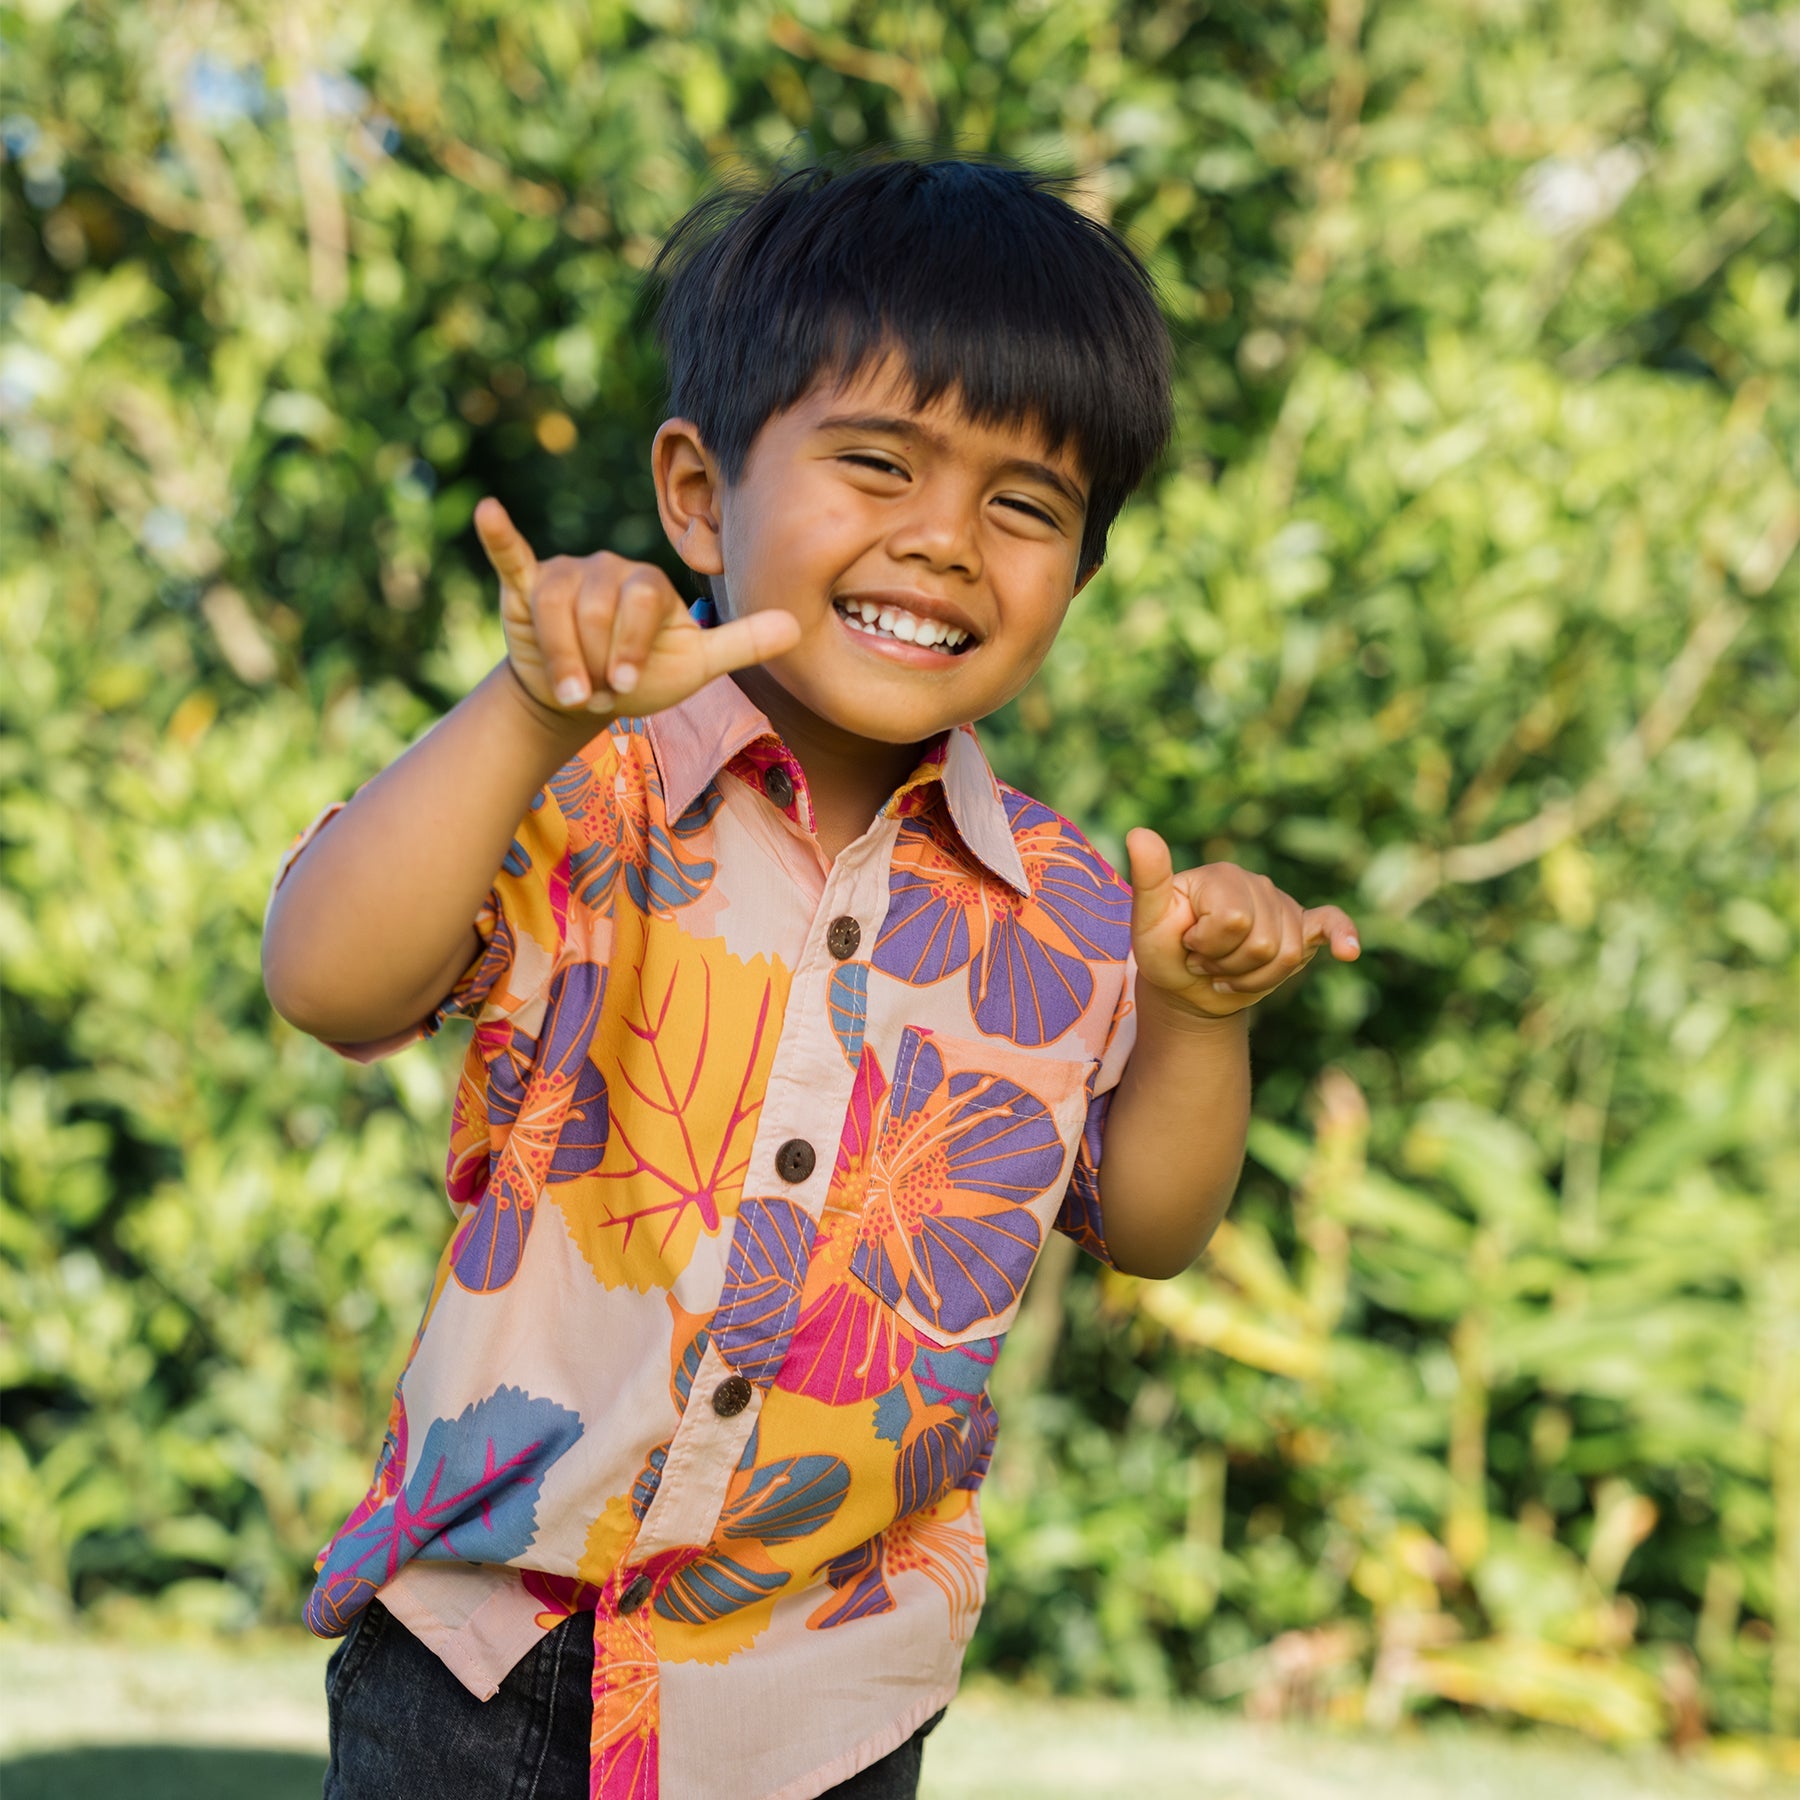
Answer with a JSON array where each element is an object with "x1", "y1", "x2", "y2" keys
[
  {"x1": 1, "y1": 0, "x2": 1795, "y2": 1757},
  {"x1": 1044, "y1": 1067, "x2": 1788, "y2": 1743}
]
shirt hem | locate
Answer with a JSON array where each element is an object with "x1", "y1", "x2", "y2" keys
[
  {"x1": 377, "y1": 1566, "x2": 549, "y2": 1701},
  {"x1": 763, "y1": 1676, "x2": 961, "y2": 1800}
]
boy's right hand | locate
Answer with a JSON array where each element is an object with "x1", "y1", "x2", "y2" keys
[{"x1": 475, "y1": 498, "x2": 801, "y2": 718}]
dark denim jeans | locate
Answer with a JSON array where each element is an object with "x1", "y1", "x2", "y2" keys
[{"x1": 323, "y1": 1599, "x2": 944, "y2": 1800}]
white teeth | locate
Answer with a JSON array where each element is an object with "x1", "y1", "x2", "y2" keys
[{"x1": 835, "y1": 600, "x2": 971, "y2": 653}]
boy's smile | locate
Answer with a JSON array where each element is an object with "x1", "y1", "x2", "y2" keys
[
  {"x1": 830, "y1": 589, "x2": 977, "y2": 659},
  {"x1": 653, "y1": 356, "x2": 1094, "y2": 762}
]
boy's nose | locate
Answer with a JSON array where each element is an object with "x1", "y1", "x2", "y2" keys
[{"x1": 887, "y1": 496, "x2": 982, "y2": 579}]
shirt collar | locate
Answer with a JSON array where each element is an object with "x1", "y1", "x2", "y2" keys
[
  {"x1": 645, "y1": 680, "x2": 1031, "y2": 897},
  {"x1": 913, "y1": 722, "x2": 1031, "y2": 895}
]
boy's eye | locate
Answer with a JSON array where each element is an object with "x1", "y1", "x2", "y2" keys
[
  {"x1": 996, "y1": 496, "x2": 1058, "y2": 527},
  {"x1": 842, "y1": 453, "x2": 906, "y2": 477}
]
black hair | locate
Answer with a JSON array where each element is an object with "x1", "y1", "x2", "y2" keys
[{"x1": 649, "y1": 155, "x2": 1173, "y2": 574}]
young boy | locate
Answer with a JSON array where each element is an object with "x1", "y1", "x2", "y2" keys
[{"x1": 264, "y1": 157, "x2": 1358, "y2": 1800}]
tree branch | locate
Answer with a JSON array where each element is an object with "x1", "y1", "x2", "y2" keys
[
  {"x1": 1385, "y1": 502, "x2": 1797, "y2": 916},
  {"x1": 1438, "y1": 595, "x2": 1745, "y2": 887}
]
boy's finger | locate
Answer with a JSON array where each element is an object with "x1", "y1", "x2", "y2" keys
[
  {"x1": 1181, "y1": 866, "x2": 1259, "y2": 963},
  {"x1": 1189, "y1": 908, "x2": 1283, "y2": 976},
  {"x1": 1124, "y1": 828, "x2": 1176, "y2": 940},
  {"x1": 1205, "y1": 903, "x2": 1306, "y2": 993},
  {"x1": 474, "y1": 497, "x2": 538, "y2": 595},
  {"x1": 606, "y1": 566, "x2": 677, "y2": 696},
  {"x1": 532, "y1": 563, "x2": 597, "y2": 709},
  {"x1": 573, "y1": 562, "x2": 620, "y2": 705},
  {"x1": 1303, "y1": 905, "x2": 1361, "y2": 960},
  {"x1": 697, "y1": 607, "x2": 804, "y2": 681}
]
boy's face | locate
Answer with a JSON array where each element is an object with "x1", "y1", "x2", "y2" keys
[{"x1": 654, "y1": 356, "x2": 1093, "y2": 748}]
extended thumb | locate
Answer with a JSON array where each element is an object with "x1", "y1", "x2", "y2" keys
[
  {"x1": 1124, "y1": 827, "x2": 1175, "y2": 935},
  {"x1": 701, "y1": 608, "x2": 803, "y2": 679}
]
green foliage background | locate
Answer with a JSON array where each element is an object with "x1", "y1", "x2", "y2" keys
[{"x1": 2, "y1": 0, "x2": 1796, "y2": 1755}]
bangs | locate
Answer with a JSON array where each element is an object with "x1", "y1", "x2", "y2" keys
[{"x1": 650, "y1": 158, "x2": 1173, "y2": 572}]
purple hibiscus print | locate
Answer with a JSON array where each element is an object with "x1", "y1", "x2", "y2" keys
[{"x1": 873, "y1": 788, "x2": 1131, "y2": 1046}]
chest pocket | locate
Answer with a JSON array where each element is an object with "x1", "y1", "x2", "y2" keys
[{"x1": 840, "y1": 1025, "x2": 1092, "y2": 1349}]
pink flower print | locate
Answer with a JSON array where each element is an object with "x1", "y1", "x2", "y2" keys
[
  {"x1": 524, "y1": 1567, "x2": 604, "y2": 1629},
  {"x1": 775, "y1": 1052, "x2": 918, "y2": 1404},
  {"x1": 849, "y1": 1029, "x2": 1066, "y2": 1339},
  {"x1": 881, "y1": 732, "x2": 952, "y2": 823},
  {"x1": 777, "y1": 1265, "x2": 917, "y2": 1406},
  {"x1": 446, "y1": 1052, "x2": 498, "y2": 1212},
  {"x1": 834, "y1": 1039, "x2": 888, "y2": 1195}
]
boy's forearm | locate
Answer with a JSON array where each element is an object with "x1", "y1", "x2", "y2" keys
[
  {"x1": 263, "y1": 661, "x2": 600, "y2": 1044},
  {"x1": 1093, "y1": 987, "x2": 1250, "y2": 1279}
]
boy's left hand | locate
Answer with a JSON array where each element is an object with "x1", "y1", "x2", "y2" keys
[{"x1": 1125, "y1": 827, "x2": 1360, "y2": 1018}]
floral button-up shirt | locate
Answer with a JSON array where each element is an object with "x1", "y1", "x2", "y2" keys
[{"x1": 287, "y1": 671, "x2": 1136, "y2": 1800}]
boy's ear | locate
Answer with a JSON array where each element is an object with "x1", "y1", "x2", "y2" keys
[{"x1": 651, "y1": 419, "x2": 725, "y2": 577}]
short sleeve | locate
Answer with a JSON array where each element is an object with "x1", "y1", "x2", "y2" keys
[
  {"x1": 1054, "y1": 947, "x2": 1138, "y2": 1266},
  {"x1": 267, "y1": 780, "x2": 571, "y2": 1065}
]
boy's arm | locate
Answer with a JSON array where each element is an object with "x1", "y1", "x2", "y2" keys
[
  {"x1": 1090, "y1": 995, "x2": 1250, "y2": 1279},
  {"x1": 262, "y1": 663, "x2": 595, "y2": 1044},
  {"x1": 263, "y1": 501, "x2": 798, "y2": 1047},
  {"x1": 1093, "y1": 830, "x2": 1360, "y2": 1279}
]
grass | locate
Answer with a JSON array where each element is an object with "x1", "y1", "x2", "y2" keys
[
  {"x1": 1, "y1": 1746, "x2": 328, "y2": 1800},
  {"x1": 0, "y1": 1630, "x2": 1794, "y2": 1799}
]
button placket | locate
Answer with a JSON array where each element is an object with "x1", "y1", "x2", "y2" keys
[
  {"x1": 630, "y1": 819, "x2": 899, "y2": 1562},
  {"x1": 677, "y1": 832, "x2": 887, "y2": 1492},
  {"x1": 630, "y1": 1334, "x2": 765, "y2": 1556},
  {"x1": 742, "y1": 827, "x2": 892, "y2": 1209}
]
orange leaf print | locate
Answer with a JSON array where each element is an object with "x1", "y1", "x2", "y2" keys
[{"x1": 560, "y1": 913, "x2": 788, "y2": 1291}]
